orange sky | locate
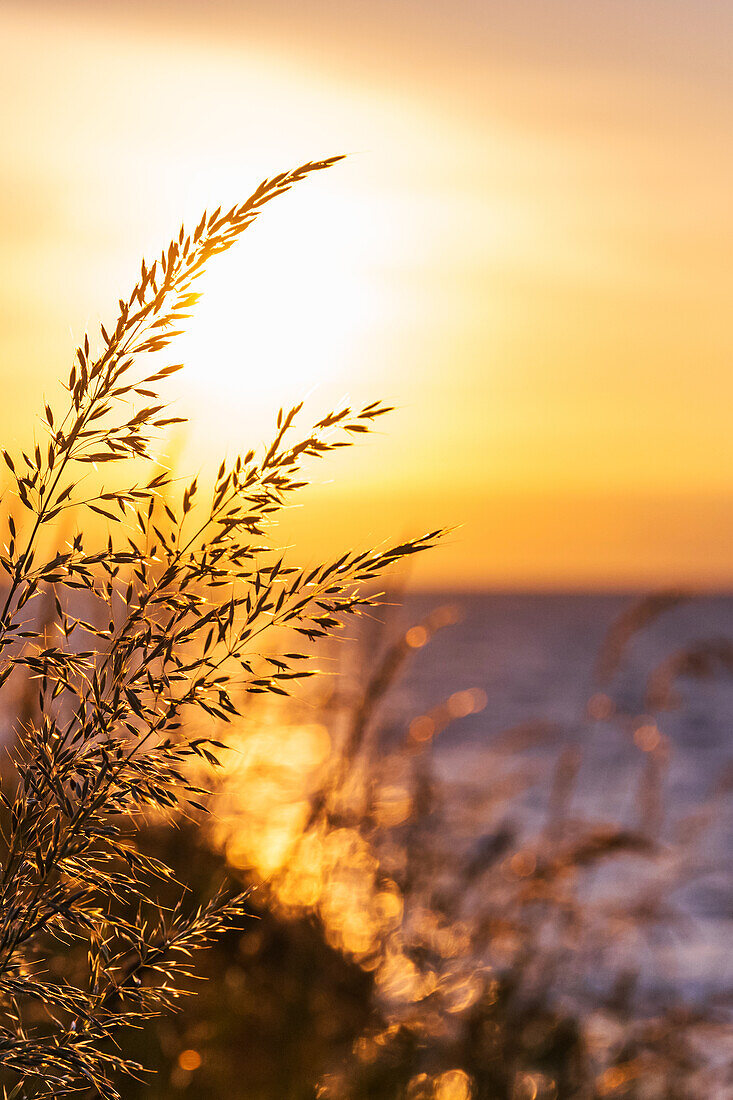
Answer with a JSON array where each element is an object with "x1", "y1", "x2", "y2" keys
[{"x1": 1, "y1": 1, "x2": 733, "y2": 588}]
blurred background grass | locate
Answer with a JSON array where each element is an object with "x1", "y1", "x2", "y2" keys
[{"x1": 65, "y1": 591, "x2": 731, "y2": 1099}]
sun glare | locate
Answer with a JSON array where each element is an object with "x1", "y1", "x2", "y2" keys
[{"x1": 176, "y1": 177, "x2": 391, "y2": 454}]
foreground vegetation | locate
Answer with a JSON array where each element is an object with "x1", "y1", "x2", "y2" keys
[{"x1": 0, "y1": 158, "x2": 440, "y2": 1098}]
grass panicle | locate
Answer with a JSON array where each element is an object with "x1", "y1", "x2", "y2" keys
[{"x1": 0, "y1": 157, "x2": 442, "y2": 1099}]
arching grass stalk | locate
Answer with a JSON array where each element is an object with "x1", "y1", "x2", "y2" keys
[{"x1": 0, "y1": 156, "x2": 442, "y2": 1099}]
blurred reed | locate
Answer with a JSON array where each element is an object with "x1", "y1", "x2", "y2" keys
[{"x1": 112, "y1": 590, "x2": 732, "y2": 1098}]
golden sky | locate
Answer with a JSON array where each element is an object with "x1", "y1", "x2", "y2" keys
[{"x1": 1, "y1": 1, "x2": 733, "y2": 588}]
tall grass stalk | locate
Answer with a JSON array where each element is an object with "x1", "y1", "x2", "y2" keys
[{"x1": 0, "y1": 157, "x2": 441, "y2": 1099}]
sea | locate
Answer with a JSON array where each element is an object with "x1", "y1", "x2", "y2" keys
[{"x1": 388, "y1": 591, "x2": 733, "y2": 1004}]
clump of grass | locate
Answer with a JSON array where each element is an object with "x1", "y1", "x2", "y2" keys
[
  {"x1": 0, "y1": 157, "x2": 442, "y2": 1099},
  {"x1": 199, "y1": 597, "x2": 732, "y2": 1099}
]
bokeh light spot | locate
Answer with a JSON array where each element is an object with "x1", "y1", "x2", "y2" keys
[{"x1": 177, "y1": 1049, "x2": 202, "y2": 1072}]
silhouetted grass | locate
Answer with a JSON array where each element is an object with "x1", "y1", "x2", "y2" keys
[{"x1": 0, "y1": 158, "x2": 443, "y2": 1099}]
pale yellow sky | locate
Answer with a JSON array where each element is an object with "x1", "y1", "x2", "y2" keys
[{"x1": 1, "y1": 1, "x2": 733, "y2": 587}]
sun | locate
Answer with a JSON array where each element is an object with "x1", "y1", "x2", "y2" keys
[{"x1": 175, "y1": 177, "x2": 390, "y2": 456}]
